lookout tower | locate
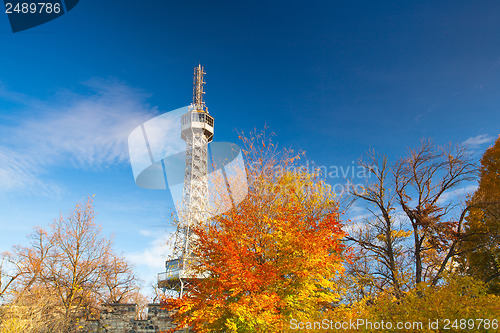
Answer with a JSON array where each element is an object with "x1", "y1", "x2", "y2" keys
[{"x1": 158, "y1": 65, "x2": 214, "y2": 297}]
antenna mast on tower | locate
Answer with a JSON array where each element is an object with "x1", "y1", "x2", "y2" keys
[{"x1": 193, "y1": 64, "x2": 207, "y2": 112}]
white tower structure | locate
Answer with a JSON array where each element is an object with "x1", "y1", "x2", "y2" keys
[{"x1": 158, "y1": 65, "x2": 214, "y2": 297}]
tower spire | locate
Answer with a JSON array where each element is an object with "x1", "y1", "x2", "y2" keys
[{"x1": 192, "y1": 64, "x2": 207, "y2": 112}]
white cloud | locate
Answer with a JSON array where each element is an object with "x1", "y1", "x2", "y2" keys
[
  {"x1": 126, "y1": 232, "x2": 172, "y2": 277},
  {"x1": 0, "y1": 147, "x2": 39, "y2": 192},
  {"x1": 343, "y1": 220, "x2": 365, "y2": 234},
  {"x1": 437, "y1": 184, "x2": 477, "y2": 204},
  {"x1": 139, "y1": 229, "x2": 155, "y2": 237},
  {"x1": 463, "y1": 134, "x2": 494, "y2": 149},
  {"x1": 0, "y1": 80, "x2": 159, "y2": 194}
]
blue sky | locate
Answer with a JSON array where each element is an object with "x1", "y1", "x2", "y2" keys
[{"x1": 0, "y1": 1, "x2": 499, "y2": 294}]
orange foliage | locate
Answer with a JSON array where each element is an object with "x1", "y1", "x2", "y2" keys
[{"x1": 163, "y1": 131, "x2": 348, "y2": 332}]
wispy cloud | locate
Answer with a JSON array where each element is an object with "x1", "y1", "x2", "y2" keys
[
  {"x1": 463, "y1": 134, "x2": 494, "y2": 149},
  {"x1": 126, "y1": 231, "x2": 171, "y2": 275},
  {"x1": 437, "y1": 184, "x2": 478, "y2": 204},
  {"x1": 0, "y1": 79, "x2": 158, "y2": 194},
  {"x1": 0, "y1": 146, "x2": 64, "y2": 196},
  {"x1": 139, "y1": 229, "x2": 156, "y2": 237}
]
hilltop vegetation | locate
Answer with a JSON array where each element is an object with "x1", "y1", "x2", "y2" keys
[{"x1": 1, "y1": 133, "x2": 499, "y2": 333}]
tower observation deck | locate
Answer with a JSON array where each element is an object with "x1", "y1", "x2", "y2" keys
[{"x1": 158, "y1": 65, "x2": 214, "y2": 297}]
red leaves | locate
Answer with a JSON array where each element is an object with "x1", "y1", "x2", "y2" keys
[
  {"x1": 163, "y1": 172, "x2": 347, "y2": 332},
  {"x1": 161, "y1": 131, "x2": 348, "y2": 331}
]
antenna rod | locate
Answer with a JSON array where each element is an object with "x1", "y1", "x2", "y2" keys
[{"x1": 193, "y1": 64, "x2": 207, "y2": 112}]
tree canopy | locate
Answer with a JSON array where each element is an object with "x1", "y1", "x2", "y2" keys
[
  {"x1": 163, "y1": 131, "x2": 348, "y2": 332},
  {"x1": 0, "y1": 197, "x2": 142, "y2": 333},
  {"x1": 460, "y1": 135, "x2": 500, "y2": 293}
]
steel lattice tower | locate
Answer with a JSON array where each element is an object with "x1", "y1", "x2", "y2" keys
[{"x1": 158, "y1": 65, "x2": 214, "y2": 297}]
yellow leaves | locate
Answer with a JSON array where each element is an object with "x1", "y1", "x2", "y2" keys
[
  {"x1": 463, "y1": 136, "x2": 500, "y2": 292},
  {"x1": 376, "y1": 230, "x2": 413, "y2": 242},
  {"x1": 325, "y1": 275, "x2": 500, "y2": 333},
  {"x1": 392, "y1": 229, "x2": 413, "y2": 238},
  {"x1": 162, "y1": 131, "x2": 348, "y2": 332},
  {"x1": 224, "y1": 320, "x2": 238, "y2": 333}
]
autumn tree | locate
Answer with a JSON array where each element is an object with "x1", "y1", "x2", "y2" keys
[
  {"x1": 1, "y1": 197, "x2": 142, "y2": 332},
  {"x1": 163, "y1": 131, "x2": 348, "y2": 332},
  {"x1": 347, "y1": 139, "x2": 478, "y2": 298},
  {"x1": 329, "y1": 274, "x2": 500, "y2": 333},
  {"x1": 0, "y1": 286, "x2": 72, "y2": 333},
  {"x1": 344, "y1": 150, "x2": 412, "y2": 300},
  {"x1": 0, "y1": 252, "x2": 27, "y2": 302},
  {"x1": 460, "y1": 135, "x2": 500, "y2": 293},
  {"x1": 100, "y1": 255, "x2": 140, "y2": 304}
]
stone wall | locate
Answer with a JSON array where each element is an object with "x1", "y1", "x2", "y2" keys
[{"x1": 79, "y1": 303, "x2": 187, "y2": 333}]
